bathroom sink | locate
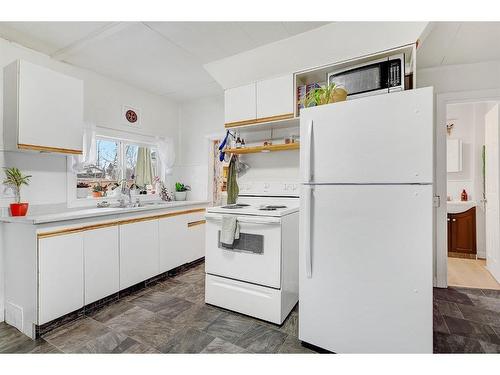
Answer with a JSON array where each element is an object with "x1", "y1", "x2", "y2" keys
[{"x1": 447, "y1": 201, "x2": 476, "y2": 214}]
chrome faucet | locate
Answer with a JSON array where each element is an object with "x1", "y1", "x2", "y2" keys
[{"x1": 118, "y1": 179, "x2": 133, "y2": 207}]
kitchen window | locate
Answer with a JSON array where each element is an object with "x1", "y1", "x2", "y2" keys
[{"x1": 75, "y1": 136, "x2": 158, "y2": 199}]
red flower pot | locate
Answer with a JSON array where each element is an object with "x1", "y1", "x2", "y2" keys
[{"x1": 10, "y1": 203, "x2": 29, "y2": 216}]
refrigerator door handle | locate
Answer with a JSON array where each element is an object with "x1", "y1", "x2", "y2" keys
[
  {"x1": 304, "y1": 185, "x2": 313, "y2": 278},
  {"x1": 304, "y1": 120, "x2": 313, "y2": 183}
]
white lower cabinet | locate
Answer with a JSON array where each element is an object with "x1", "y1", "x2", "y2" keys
[
  {"x1": 34, "y1": 207, "x2": 205, "y2": 328},
  {"x1": 38, "y1": 233, "x2": 84, "y2": 324},
  {"x1": 186, "y1": 213, "x2": 206, "y2": 261},
  {"x1": 84, "y1": 226, "x2": 119, "y2": 304},
  {"x1": 119, "y1": 219, "x2": 160, "y2": 290},
  {"x1": 159, "y1": 215, "x2": 187, "y2": 272},
  {"x1": 159, "y1": 212, "x2": 206, "y2": 272}
]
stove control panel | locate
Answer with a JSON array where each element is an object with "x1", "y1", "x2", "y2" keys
[{"x1": 239, "y1": 182, "x2": 299, "y2": 196}]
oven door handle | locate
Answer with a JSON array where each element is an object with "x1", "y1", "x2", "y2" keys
[{"x1": 205, "y1": 213, "x2": 281, "y2": 225}]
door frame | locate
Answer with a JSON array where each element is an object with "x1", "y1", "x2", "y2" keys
[{"x1": 435, "y1": 88, "x2": 500, "y2": 288}]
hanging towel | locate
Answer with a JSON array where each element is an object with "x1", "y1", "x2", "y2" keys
[
  {"x1": 220, "y1": 216, "x2": 240, "y2": 248},
  {"x1": 226, "y1": 156, "x2": 239, "y2": 204}
]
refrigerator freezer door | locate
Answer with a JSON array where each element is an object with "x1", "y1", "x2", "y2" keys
[
  {"x1": 300, "y1": 87, "x2": 433, "y2": 184},
  {"x1": 299, "y1": 184, "x2": 433, "y2": 353}
]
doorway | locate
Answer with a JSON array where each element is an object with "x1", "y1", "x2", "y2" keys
[{"x1": 440, "y1": 99, "x2": 500, "y2": 290}]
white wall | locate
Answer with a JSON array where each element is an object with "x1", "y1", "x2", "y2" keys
[
  {"x1": 175, "y1": 95, "x2": 225, "y2": 202},
  {"x1": 0, "y1": 38, "x2": 179, "y2": 209},
  {"x1": 417, "y1": 60, "x2": 500, "y2": 284},
  {"x1": 446, "y1": 103, "x2": 475, "y2": 200},
  {"x1": 176, "y1": 95, "x2": 301, "y2": 203},
  {"x1": 0, "y1": 38, "x2": 180, "y2": 323},
  {"x1": 445, "y1": 102, "x2": 496, "y2": 259},
  {"x1": 206, "y1": 22, "x2": 428, "y2": 89}
]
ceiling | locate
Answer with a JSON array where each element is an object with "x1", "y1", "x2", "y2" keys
[
  {"x1": 418, "y1": 22, "x2": 500, "y2": 69},
  {"x1": 0, "y1": 21, "x2": 328, "y2": 101}
]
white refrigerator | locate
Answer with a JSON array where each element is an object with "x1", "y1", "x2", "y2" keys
[{"x1": 298, "y1": 87, "x2": 434, "y2": 353}]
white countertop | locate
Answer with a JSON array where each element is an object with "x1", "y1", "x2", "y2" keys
[
  {"x1": 0, "y1": 200, "x2": 208, "y2": 225},
  {"x1": 447, "y1": 200, "x2": 476, "y2": 214}
]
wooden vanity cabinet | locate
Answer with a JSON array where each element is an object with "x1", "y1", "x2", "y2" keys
[{"x1": 447, "y1": 207, "x2": 477, "y2": 258}]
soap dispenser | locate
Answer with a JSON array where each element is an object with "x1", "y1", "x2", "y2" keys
[{"x1": 461, "y1": 189, "x2": 468, "y2": 202}]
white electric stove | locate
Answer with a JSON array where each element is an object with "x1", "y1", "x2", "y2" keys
[{"x1": 204, "y1": 182, "x2": 299, "y2": 325}]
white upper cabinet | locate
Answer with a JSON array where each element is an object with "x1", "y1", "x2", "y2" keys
[
  {"x1": 256, "y1": 75, "x2": 294, "y2": 119},
  {"x1": 224, "y1": 75, "x2": 295, "y2": 126},
  {"x1": 3, "y1": 60, "x2": 84, "y2": 155},
  {"x1": 224, "y1": 83, "x2": 256, "y2": 125}
]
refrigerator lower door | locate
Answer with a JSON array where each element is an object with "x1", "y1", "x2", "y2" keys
[{"x1": 299, "y1": 184, "x2": 433, "y2": 353}]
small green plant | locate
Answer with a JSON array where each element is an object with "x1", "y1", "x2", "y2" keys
[
  {"x1": 175, "y1": 182, "x2": 191, "y2": 192},
  {"x1": 2, "y1": 167, "x2": 31, "y2": 203},
  {"x1": 92, "y1": 182, "x2": 106, "y2": 192},
  {"x1": 301, "y1": 82, "x2": 347, "y2": 108}
]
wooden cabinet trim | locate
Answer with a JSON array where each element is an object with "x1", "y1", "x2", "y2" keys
[
  {"x1": 37, "y1": 208, "x2": 206, "y2": 239},
  {"x1": 224, "y1": 113, "x2": 294, "y2": 128},
  {"x1": 18, "y1": 143, "x2": 83, "y2": 155},
  {"x1": 187, "y1": 220, "x2": 206, "y2": 228}
]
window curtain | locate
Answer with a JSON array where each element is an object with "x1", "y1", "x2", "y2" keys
[
  {"x1": 71, "y1": 123, "x2": 97, "y2": 172},
  {"x1": 156, "y1": 137, "x2": 175, "y2": 182},
  {"x1": 135, "y1": 147, "x2": 153, "y2": 187}
]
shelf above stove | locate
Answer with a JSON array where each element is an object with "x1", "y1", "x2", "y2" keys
[{"x1": 226, "y1": 142, "x2": 299, "y2": 154}]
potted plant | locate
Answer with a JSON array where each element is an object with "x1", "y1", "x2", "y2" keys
[
  {"x1": 92, "y1": 182, "x2": 106, "y2": 198},
  {"x1": 175, "y1": 182, "x2": 191, "y2": 201},
  {"x1": 76, "y1": 182, "x2": 90, "y2": 198},
  {"x1": 302, "y1": 82, "x2": 348, "y2": 108},
  {"x1": 2, "y1": 167, "x2": 32, "y2": 216}
]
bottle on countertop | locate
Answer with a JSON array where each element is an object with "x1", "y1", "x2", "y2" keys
[
  {"x1": 235, "y1": 134, "x2": 241, "y2": 148},
  {"x1": 461, "y1": 189, "x2": 468, "y2": 202},
  {"x1": 241, "y1": 138, "x2": 246, "y2": 148}
]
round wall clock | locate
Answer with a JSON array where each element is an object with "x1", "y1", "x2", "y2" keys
[{"x1": 125, "y1": 109, "x2": 138, "y2": 124}]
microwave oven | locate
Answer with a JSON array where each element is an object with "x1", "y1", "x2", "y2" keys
[{"x1": 327, "y1": 54, "x2": 405, "y2": 99}]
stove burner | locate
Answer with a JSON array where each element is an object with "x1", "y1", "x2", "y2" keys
[{"x1": 221, "y1": 204, "x2": 250, "y2": 209}]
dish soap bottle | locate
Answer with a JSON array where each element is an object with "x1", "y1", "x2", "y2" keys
[{"x1": 461, "y1": 189, "x2": 468, "y2": 201}]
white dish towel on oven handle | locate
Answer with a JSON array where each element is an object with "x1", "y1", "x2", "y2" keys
[{"x1": 220, "y1": 215, "x2": 240, "y2": 248}]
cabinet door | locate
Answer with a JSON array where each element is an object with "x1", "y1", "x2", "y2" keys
[
  {"x1": 256, "y1": 74, "x2": 294, "y2": 119},
  {"x1": 84, "y1": 226, "x2": 119, "y2": 304},
  {"x1": 119, "y1": 220, "x2": 159, "y2": 289},
  {"x1": 38, "y1": 233, "x2": 84, "y2": 324},
  {"x1": 159, "y1": 215, "x2": 188, "y2": 272},
  {"x1": 186, "y1": 213, "x2": 206, "y2": 262},
  {"x1": 449, "y1": 208, "x2": 477, "y2": 255},
  {"x1": 18, "y1": 60, "x2": 83, "y2": 153},
  {"x1": 224, "y1": 83, "x2": 256, "y2": 124}
]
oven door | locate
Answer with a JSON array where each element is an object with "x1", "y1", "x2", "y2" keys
[{"x1": 205, "y1": 213, "x2": 282, "y2": 288}]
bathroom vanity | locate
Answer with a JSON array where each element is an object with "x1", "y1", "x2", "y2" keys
[{"x1": 447, "y1": 203, "x2": 477, "y2": 258}]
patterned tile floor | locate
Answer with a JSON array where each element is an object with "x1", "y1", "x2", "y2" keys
[
  {"x1": 433, "y1": 286, "x2": 500, "y2": 353},
  {"x1": 0, "y1": 262, "x2": 314, "y2": 354},
  {"x1": 0, "y1": 262, "x2": 499, "y2": 353}
]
